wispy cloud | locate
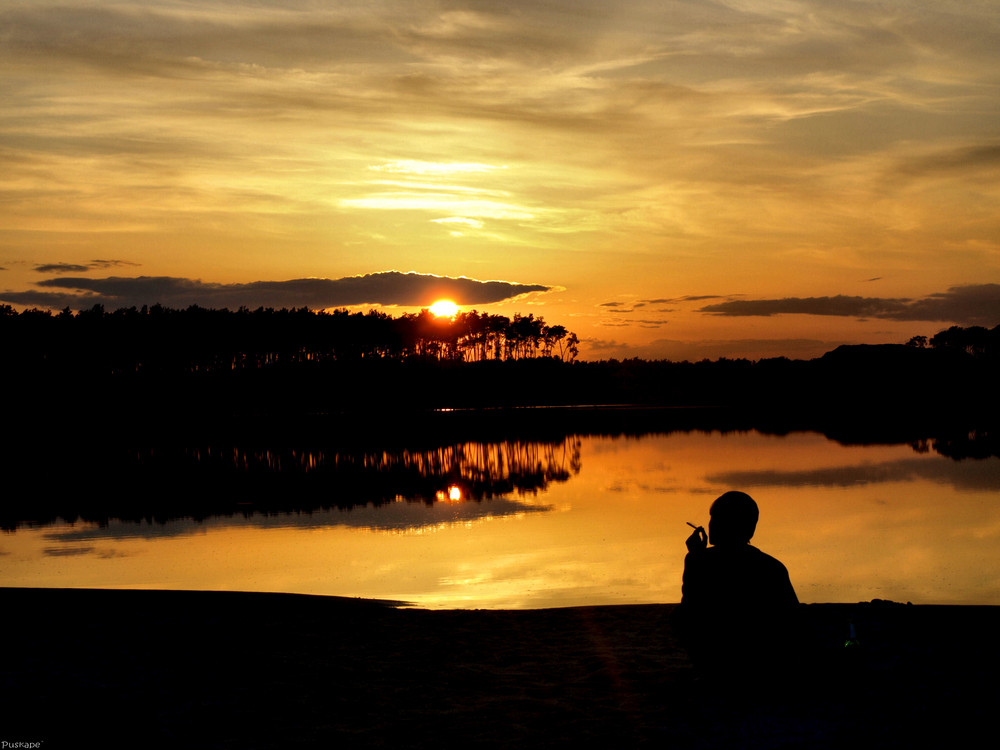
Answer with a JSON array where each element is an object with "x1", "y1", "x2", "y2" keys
[
  {"x1": 0, "y1": 272, "x2": 551, "y2": 311},
  {"x1": 887, "y1": 144, "x2": 1000, "y2": 183},
  {"x1": 33, "y1": 259, "x2": 139, "y2": 274},
  {"x1": 370, "y1": 161, "x2": 505, "y2": 176},
  {"x1": 33, "y1": 263, "x2": 90, "y2": 274},
  {"x1": 431, "y1": 217, "x2": 484, "y2": 228}
]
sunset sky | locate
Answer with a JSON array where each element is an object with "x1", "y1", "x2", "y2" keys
[{"x1": 2, "y1": 0, "x2": 999, "y2": 360}]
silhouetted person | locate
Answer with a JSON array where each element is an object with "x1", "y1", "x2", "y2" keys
[{"x1": 673, "y1": 491, "x2": 798, "y2": 683}]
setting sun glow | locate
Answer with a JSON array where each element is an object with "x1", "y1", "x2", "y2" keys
[
  {"x1": 1, "y1": 2, "x2": 997, "y2": 360},
  {"x1": 429, "y1": 300, "x2": 460, "y2": 318}
]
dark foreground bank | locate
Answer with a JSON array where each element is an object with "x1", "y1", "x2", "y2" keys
[{"x1": 1, "y1": 589, "x2": 997, "y2": 749}]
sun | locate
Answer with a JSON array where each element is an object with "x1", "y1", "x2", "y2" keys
[{"x1": 429, "y1": 299, "x2": 460, "y2": 317}]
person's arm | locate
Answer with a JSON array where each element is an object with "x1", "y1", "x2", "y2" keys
[
  {"x1": 681, "y1": 550, "x2": 708, "y2": 607},
  {"x1": 782, "y1": 568, "x2": 799, "y2": 606},
  {"x1": 766, "y1": 558, "x2": 798, "y2": 606}
]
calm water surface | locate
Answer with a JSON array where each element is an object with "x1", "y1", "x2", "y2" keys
[{"x1": 3, "y1": 430, "x2": 999, "y2": 608}]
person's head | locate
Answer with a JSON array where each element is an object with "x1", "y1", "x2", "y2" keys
[{"x1": 708, "y1": 491, "x2": 759, "y2": 546}]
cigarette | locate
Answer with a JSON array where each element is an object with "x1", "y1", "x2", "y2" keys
[{"x1": 687, "y1": 522, "x2": 703, "y2": 530}]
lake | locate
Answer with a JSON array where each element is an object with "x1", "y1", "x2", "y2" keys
[{"x1": 3, "y1": 428, "x2": 999, "y2": 608}]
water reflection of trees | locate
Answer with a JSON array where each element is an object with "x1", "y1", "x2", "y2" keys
[
  {"x1": 915, "y1": 430, "x2": 1000, "y2": 461},
  {"x1": 2, "y1": 438, "x2": 582, "y2": 531},
  {"x1": 3, "y1": 400, "x2": 996, "y2": 531},
  {"x1": 175, "y1": 439, "x2": 582, "y2": 505}
]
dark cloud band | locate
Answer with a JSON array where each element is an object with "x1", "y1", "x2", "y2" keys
[
  {"x1": 698, "y1": 285, "x2": 1000, "y2": 326},
  {"x1": 33, "y1": 259, "x2": 139, "y2": 274},
  {"x1": 0, "y1": 272, "x2": 550, "y2": 311},
  {"x1": 707, "y1": 457, "x2": 1000, "y2": 492},
  {"x1": 33, "y1": 263, "x2": 91, "y2": 274}
]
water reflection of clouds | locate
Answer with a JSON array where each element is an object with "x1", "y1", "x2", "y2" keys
[
  {"x1": 707, "y1": 456, "x2": 1000, "y2": 491},
  {"x1": 42, "y1": 546, "x2": 95, "y2": 557},
  {"x1": 40, "y1": 496, "x2": 552, "y2": 550},
  {"x1": 605, "y1": 480, "x2": 682, "y2": 494}
]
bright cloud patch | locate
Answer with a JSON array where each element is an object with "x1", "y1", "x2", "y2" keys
[
  {"x1": 344, "y1": 159, "x2": 535, "y2": 220},
  {"x1": 369, "y1": 161, "x2": 506, "y2": 175},
  {"x1": 431, "y1": 217, "x2": 485, "y2": 228},
  {"x1": 340, "y1": 195, "x2": 536, "y2": 220}
]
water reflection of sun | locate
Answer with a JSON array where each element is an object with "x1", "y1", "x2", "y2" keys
[
  {"x1": 429, "y1": 299, "x2": 459, "y2": 317},
  {"x1": 436, "y1": 485, "x2": 463, "y2": 502}
]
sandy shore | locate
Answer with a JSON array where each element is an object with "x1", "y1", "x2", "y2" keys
[{"x1": 1, "y1": 588, "x2": 997, "y2": 749}]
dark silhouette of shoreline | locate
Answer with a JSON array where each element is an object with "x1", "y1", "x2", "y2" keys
[
  {"x1": 3, "y1": 304, "x2": 997, "y2": 529},
  {"x1": 3, "y1": 303, "x2": 997, "y2": 423}
]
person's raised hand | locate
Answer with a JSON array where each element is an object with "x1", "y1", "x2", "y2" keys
[{"x1": 686, "y1": 525, "x2": 707, "y2": 553}]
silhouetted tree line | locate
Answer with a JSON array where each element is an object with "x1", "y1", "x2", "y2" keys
[
  {"x1": 906, "y1": 324, "x2": 1000, "y2": 360},
  {"x1": 2, "y1": 302, "x2": 997, "y2": 425},
  {"x1": 0, "y1": 303, "x2": 579, "y2": 375}
]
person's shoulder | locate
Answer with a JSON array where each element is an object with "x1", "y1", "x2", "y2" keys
[{"x1": 747, "y1": 545, "x2": 790, "y2": 571}]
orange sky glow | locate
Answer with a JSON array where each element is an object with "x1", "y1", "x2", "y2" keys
[{"x1": 2, "y1": 1, "x2": 999, "y2": 360}]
